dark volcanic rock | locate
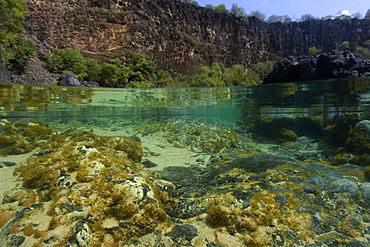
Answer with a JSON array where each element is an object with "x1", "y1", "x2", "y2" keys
[
  {"x1": 264, "y1": 50, "x2": 370, "y2": 83},
  {"x1": 58, "y1": 73, "x2": 99, "y2": 87},
  {"x1": 165, "y1": 224, "x2": 198, "y2": 243},
  {"x1": 24, "y1": 0, "x2": 370, "y2": 76},
  {"x1": 0, "y1": 61, "x2": 13, "y2": 83},
  {"x1": 58, "y1": 72, "x2": 81, "y2": 86},
  {"x1": 226, "y1": 154, "x2": 296, "y2": 173},
  {"x1": 322, "y1": 178, "x2": 358, "y2": 198},
  {"x1": 81, "y1": 81, "x2": 100, "y2": 87}
]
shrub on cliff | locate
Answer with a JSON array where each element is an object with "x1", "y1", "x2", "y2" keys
[
  {"x1": 45, "y1": 48, "x2": 87, "y2": 76},
  {"x1": 45, "y1": 48, "x2": 159, "y2": 87},
  {"x1": 0, "y1": 0, "x2": 36, "y2": 73},
  {"x1": 189, "y1": 62, "x2": 225, "y2": 87},
  {"x1": 354, "y1": 46, "x2": 370, "y2": 59},
  {"x1": 187, "y1": 62, "x2": 268, "y2": 87},
  {"x1": 2, "y1": 35, "x2": 36, "y2": 74},
  {"x1": 0, "y1": 0, "x2": 28, "y2": 44}
]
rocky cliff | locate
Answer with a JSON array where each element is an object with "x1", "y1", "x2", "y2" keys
[{"x1": 24, "y1": 0, "x2": 370, "y2": 75}]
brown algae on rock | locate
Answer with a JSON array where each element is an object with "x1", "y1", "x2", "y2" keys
[
  {"x1": 1, "y1": 115, "x2": 370, "y2": 246},
  {"x1": 6, "y1": 129, "x2": 169, "y2": 246},
  {"x1": 0, "y1": 119, "x2": 54, "y2": 156},
  {"x1": 206, "y1": 191, "x2": 313, "y2": 246}
]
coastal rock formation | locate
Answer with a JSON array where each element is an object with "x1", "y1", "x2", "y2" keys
[
  {"x1": 58, "y1": 72, "x2": 81, "y2": 86},
  {"x1": 24, "y1": 0, "x2": 370, "y2": 75},
  {"x1": 58, "y1": 72, "x2": 99, "y2": 87},
  {"x1": 263, "y1": 50, "x2": 370, "y2": 83},
  {"x1": 0, "y1": 61, "x2": 13, "y2": 83}
]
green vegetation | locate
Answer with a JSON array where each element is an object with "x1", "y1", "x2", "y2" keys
[
  {"x1": 338, "y1": 40, "x2": 370, "y2": 59},
  {"x1": 212, "y1": 4, "x2": 228, "y2": 14},
  {"x1": 187, "y1": 62, "x2": 272, "y2": 87},
  {"x1": 308, "y1": 46, "x2": 321, "y2": 55},
  {"x1": 354, "y1": 46, "x2": 370, "y2": 59},
  {"x1": 339, "y1": 41, "x2": 350, "y2": 51},
  {"x1": 0, "y1": 0, "x2": 36, "y2": 73},
  {"x1": 353, "y1": 40, "x2": 370, "y2": 59},
  {"x1": 2, "y1": 35, "x2": 36, "y2": 74},
  {"x1": 44, "y1": 48, "x2": 270, "y2": 87},
  {"x1": 0, "y1": 0, "x2": 28, "y2": 44},
  {"x1": 45, "y1": 48, "x2": 158, "y2": 87}
]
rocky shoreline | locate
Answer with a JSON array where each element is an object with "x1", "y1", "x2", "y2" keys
[
  {"x1": 2, "y1": 50, "x2": 370, "y2": 87},
  {"x1": 264, "y1": 50, "x2": 370, "y2": 84},
  {"x1": 0, "y1": 115, "x2": 370, "y2": 246}
]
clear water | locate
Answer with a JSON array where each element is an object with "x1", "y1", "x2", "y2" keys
[
  {"x1": 1, "y1": 77, "x2": 369, "y2": 124},
  {"x1": 1, "y1": 78, "x2": 370, "y2": 246}
]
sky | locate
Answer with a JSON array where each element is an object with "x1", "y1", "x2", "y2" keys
[{"x1": 194, "y1": 0, "x2": 369, "y2": 20}]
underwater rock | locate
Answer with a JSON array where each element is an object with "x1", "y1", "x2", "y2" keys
[
  {"x1": 8, "y1": 235, "x2": 25, "y2": 247},
  {"x1": 277, "y1": 128, "x2": 298, "y2": 142},
  {"x1": 141, "y1": 159, "x2": 157, "y2": 168},
  {"x1": 120, "y1": 176, "x2": 155, "y2": 202},
  {"x1": 322, "y1": 178, "x2": 358, "y2": 197},
  {"x1": 75, "y1": 221, "x2": 92, "y2": 247},
  {"x1": 166, "y1": 198, "x2": 208, "y2": 219},
  {"x1": 226, "y1": 154, "x2": 295, "y2": 173},
  {"x1": 165, "y1": 224, "x2": 198, "y2": 243},
  {"x1": 358, "y1": 182, "x2": 370, "y2": 209},
  {"x1": 351, "y1": 120, "x2": 370, "y2": 151},
  {"x1": 76, "y1": 145, "x2": 98, "y2": 154},
  {"x1": 160, "y1": 166, "x2": 209, "y2": 195},
  {"x1": 0, "y1": 119, "x2": 54, "y2": 155},
  {"x1": 56, "y1": 174, "x2": 76, "y2": 188},
  {"x1": 0, "y1": 161, "x2": 16, "y2": 168},
  {"x1": 337, "y1": 213, "x2": 364, "y2": 238},
  {"x1": 137, "y1": 117, "x2": 240, "y2": 153},
  {"x1": 274, "y1": 194, "x2": 287, "y2": 205}
]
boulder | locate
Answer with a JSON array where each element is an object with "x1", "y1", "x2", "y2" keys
[
  {"x1": 58, "y1": 72, "x2": 81, "y2": 86},
  {"x1": 263, "y1": 50, "x2": 370, "y2": 83},
  {"x1": 350, "y1": 120, "x2": 370, "y2": 151},
  {"x1": 58, "y1": 73, "x2": 100, "y2": 87},
  {"x1": 81, "y1": 81, "x2": 100, "y2": 87}
]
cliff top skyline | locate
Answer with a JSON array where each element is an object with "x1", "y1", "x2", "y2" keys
[{"x1": 195, "y1": 0, "x2": 369, "y2": 20}]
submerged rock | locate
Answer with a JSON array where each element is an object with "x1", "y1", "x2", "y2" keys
[
  {"x1": 226, "y1": 154, "x2": 295, "y2": 173},
  {"x1": 2, "y1": 117, "x2": 370, "y2": 246},
  {"x1": 350, "y1": 120, "x2": 370, "y2": 151},
  {"x1": 322, "y1": 179, "x2": 358, "y2": 197},
  {"x1": 165, "y1": 224, "x2": 198, "y2": 243}
]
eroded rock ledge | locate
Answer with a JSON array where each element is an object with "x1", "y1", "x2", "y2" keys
[{"x1": 264, "y1": 50, "x2": 370, "y2": 84}]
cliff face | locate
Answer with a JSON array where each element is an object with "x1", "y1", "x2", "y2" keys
[{"x1": 24, "y1": 0, "x2": 370, "y2": 75}]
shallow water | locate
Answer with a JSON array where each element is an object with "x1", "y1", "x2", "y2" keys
[
  {"x1": 1, "y1": 77, "x2": 369, "y2": 122},
  {"x1": 1, "y1": 78, "x2": 370, "y2": 246}
]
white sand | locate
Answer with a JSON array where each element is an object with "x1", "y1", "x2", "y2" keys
[
  {"x1": 0, "y1": 153, "x2": 32, "y2": 203},
  {"x1": 92, "y1": 127, "x2": 212, "y2": 171}
]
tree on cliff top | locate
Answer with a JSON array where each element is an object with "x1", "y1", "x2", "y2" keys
[
  {"x1": 249, "y1": 10, "x2": 266, "y2": 21},
  {"x1": 230, "y1": 3, "x2": 246, "y2": 17},
  {"x1": 365, "y1": 9, "x2": 370, "y2": 19}
]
